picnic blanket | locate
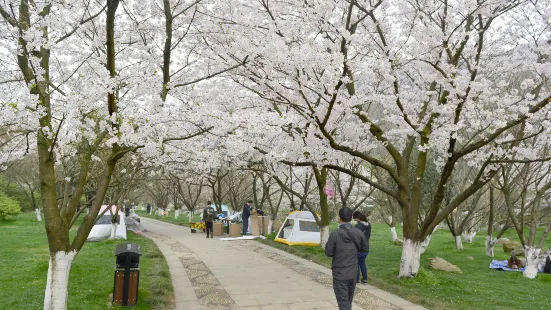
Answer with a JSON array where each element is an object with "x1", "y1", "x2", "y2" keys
[{"x1": 489, "y1": 260, "x2": 524, "y2": 272}]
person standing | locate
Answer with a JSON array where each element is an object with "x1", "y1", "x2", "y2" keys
[
  {"x1": 352, "y1": 211, "x2": 371, "y2": 284},
  {"x1": 242, "y1": 200, "x2": 253, "y2": 235},
  {"x1": 325, "y1": 207, "x2": 368, "y2": 310},
  {"x1": 203, "y1": 201, "x2": 216, "y2": 239}
]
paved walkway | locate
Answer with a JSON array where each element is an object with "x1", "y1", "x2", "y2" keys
[{"x1": 141, "y1": 218, "x2": 426, "y2": 310}]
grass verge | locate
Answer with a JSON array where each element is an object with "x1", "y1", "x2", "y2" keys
[
  {"x1": 258, "y1": 223, "x2": 551, "y2": 310},
  {"x1": 0, "y1": 212, "x2": 174, "y2": 309}
]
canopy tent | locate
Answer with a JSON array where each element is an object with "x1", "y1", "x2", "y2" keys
[
  {"x1": 87, "y1": 205, "x2": 127, "y2": 242},
  {"x1": 275, "y1": 211, "x2": 320, "y2": 246}
]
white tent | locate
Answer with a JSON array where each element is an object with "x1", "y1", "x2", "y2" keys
[
  {"x1": 87, "y1": 205, "x2": 127, "y2": 242},
  {"x1": 275, "y1": 211, "x2": 320, "y2": 246}
]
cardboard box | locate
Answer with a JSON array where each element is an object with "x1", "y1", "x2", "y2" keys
[
  {"x1": 250, "y1": 215, "x2": 261, "y2": 236},
  {"x1": 213, "y1": 222, "x2": 223, "y2": 236},
  {"x1": 262, "y1": 216, "x2": 270, "y2": 235},
  {"x1": 229, "y1": 223, "x2": 241, "y2": 237}
]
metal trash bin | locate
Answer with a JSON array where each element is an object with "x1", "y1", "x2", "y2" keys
[{"x1": 113, "y1": 243, "x2": 142, "y2": 306}]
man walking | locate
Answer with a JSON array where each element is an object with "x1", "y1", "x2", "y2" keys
[
  {"x1": 203, "y1": 201, "x2": 216, "y2": 238},
  {"x1": 242, "y1": 200, "x2": 253, "y2": 235},
  {"x1": 325, "y1": 207, "x2": 368, "y2": 310}
]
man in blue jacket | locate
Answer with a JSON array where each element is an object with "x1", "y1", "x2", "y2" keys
[{"x1": 325, "y1": 207, "x2": 369, "y2": 310}]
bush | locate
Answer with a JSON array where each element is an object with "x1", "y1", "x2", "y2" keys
[{"x1": 0, "y1": 191, "x2": 21, "y2": 220}]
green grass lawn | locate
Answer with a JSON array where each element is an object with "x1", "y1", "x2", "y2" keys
[
  {"x1": 259, "y1": 223, "x2": 551, "y2": 310},
  {"x1": 134, "y1": 210, "x2": 201, "y2": 227},
  {"x1": 0, "y1": 213, "x2": 174, "y2": 310}
]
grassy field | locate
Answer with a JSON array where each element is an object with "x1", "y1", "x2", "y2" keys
[
  {"x1": 0, "y1": 213, "x2": 174, "y2": 310},
  {"x1": 259, "y1": 223, "x2": 551, "y2": 310},
  {"x1": 134, "y1": 210, "x2": 201, "y2": 227}
]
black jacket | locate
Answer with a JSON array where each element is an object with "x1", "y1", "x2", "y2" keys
[
  {"x1": 325, "y1": 224, "x2": 369, "y2": 280},
  {"x1": 242, "y1": 204, "x2": 251, "y2": 219},
  {"x1": 355, "y1": 222, "x2": 371, "y2": 252}
]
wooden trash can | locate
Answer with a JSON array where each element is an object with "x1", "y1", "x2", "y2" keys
[
  {"x1": 251, "y1": 215, "x2": 261, "y2": 236},
  {"x1": 229, "y1": 223, "x2": 241, "y2": 237},
  {"x1": 213, "y1": 222, "x2": 223, "y2": 236}
]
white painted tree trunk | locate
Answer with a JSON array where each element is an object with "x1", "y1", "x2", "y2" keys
[
  {"x1": 110, "y1": 223, "x2": 117, "y2": 240},
  {"x1": 189, "y1": 211, "x2": 193, "y2": 223},
  {"x1": 398, "y1": 239, "x2": 422, "y2": 278},
  {"x1": 268, "y1": 219, "x2": 273, "y2": 234},
  {"x1": 455, "y1": 235, "x2": 463, "y2": 250},
  {"x1": 390, "y1": 226, "x2": 398, "y2": 241},
  {"x1": 36, "y1": 209, "x2": 42, "y2": 222},
  {"x1": 420, "y1": 235, "x2": 432, "y2": 254},
  {"x1": 463, "y1": 232, "x2": 476, "y2": 243},
  {"x1": 485, "y1": 235, "x2": 495, "y2": 257},
  {"x1": 175, "y1": 210, "x2": 179, "y2": 219},
  {"x1": 43, "y1": 251, "x2": 77, "y2": 310},
  {"x1": 320, "y1": 225, "x2": 330, "y2": 248},
  {"x1": 523, "y1": 246, "x2": 542, "y2": 279}
]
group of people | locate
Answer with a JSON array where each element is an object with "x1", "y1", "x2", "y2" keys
[{"x1": 325, "y1": 207, "x2": 371, "y2": 310}]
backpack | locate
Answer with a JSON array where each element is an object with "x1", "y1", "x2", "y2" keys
[{"x1": 205, "y1": 208, "x2": 215, "y2": 221}]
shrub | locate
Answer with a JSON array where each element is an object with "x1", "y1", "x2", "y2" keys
[{"x1": 0, "y1": 191, "x2": 21, "y2": 220}]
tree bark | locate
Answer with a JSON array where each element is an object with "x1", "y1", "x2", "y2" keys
[
  {"x1": 109, "y1": 222, "x2": 117, "y2": 240},
  {"x1": 320, "y1": 225, "x2": 330, "y2": 248},
  {"x1": 463, "y1": 232, "x2": 476, "y2": 243},
  {"x1": 454, "y1": 235, "x2": 463, "y2": 250},
  {"x1": 43, "y1": 251, "x2": 77, "y2": 310},
  {"x1": 390, "y1": 226, "x2": 398, "y2": 242},
  {"x1": 420, "y1": 235, "x2": 432, "y2": 254},
  {"x1": 485, "y1": 235, "x2": 495, "y2": 257},
  {"x1": 523, "y1": 246, "x2": 541, "y2": 279},
  {"x1": 398, "y1": 239, "x2": 422, "y2": 278}
]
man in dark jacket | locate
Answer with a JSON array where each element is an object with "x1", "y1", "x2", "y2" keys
[
  {"x1": 242, "y1": 200, "x2": 253, "y2": 235},
  {"x1": 325, "y1": 207, "x2": 369, "y2": 310},
  {"x1": 203, "y1": 201, "x2": 216, "y2": 239}
]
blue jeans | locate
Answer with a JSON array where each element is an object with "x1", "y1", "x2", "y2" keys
[{"x1": 357, "y1": 251, "x2": 368, "y2": 281}]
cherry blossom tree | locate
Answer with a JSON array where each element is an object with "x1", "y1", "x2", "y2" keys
[
  {"x1": 207, "y1": 0, "x2": 551, "y2": 277},
  {"x1": 0, "y1": 0, "x2": 244, "y2": 307}
]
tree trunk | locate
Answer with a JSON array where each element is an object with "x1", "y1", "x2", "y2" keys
[
  {"x1": 175, "y1": 210, "x2": 179, "y2": 219},
  {"x1": 43, "y1": 251, "x2": 77, "y2": 310},
  {"x1": 390, "y1": 226, "x2": 398, "y2": 242},
  {"x1": 463, "y1": 232, "x2": 476, "y2": 243},
  {"x1": 485, "y1": 235, "x2": 495, "y2": 257},
  {"x1": 523, "y1": 246, "x2": 541, "y2": 279},
  {"x1": 398, "y1": 239, "x2": 422, "y2": 278},
  {"x1": 314, "y1": 167, "x2": 330, "y2": 248},
  {"x1": 268, "y1": 219, "x2": 273, "y2": 234},
  {"x1": 420, "y1": 235, "x2": 432, "y2": 254},
  {"x1": 454, "y1": 235, "x2": 463, "y2": 250},
  {"x1": 320, "y1": 225, "x2": 330, "y2": 248},
  {"x1": 36, "y1": 209, "x2": 42, "y2": 222},
  {"x1": 110, "y1": 223, "x2": 117, "y2": 240}
]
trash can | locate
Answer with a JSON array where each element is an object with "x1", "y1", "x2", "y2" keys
[
  {"x1": 113, "y1": 243, "x2": 142, "y2": 307},
  {"x1": 213, "y1": 222, "x2": 223, "y2": 236}
]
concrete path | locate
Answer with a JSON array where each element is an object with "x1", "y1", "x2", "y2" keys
[{"x1": 141, "y1": 218, "x2": 426, "y2": 310}]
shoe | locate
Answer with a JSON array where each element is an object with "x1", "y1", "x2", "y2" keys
[
  {"x1": 361, "y1": 279, "x2": 367, "y2": 284},
  {"x1": 206, "y1": 235, "x2": 209, "y2": 238},
  {"x1": 211, "y1": 235, "x2": 213, "y2": 239}
]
